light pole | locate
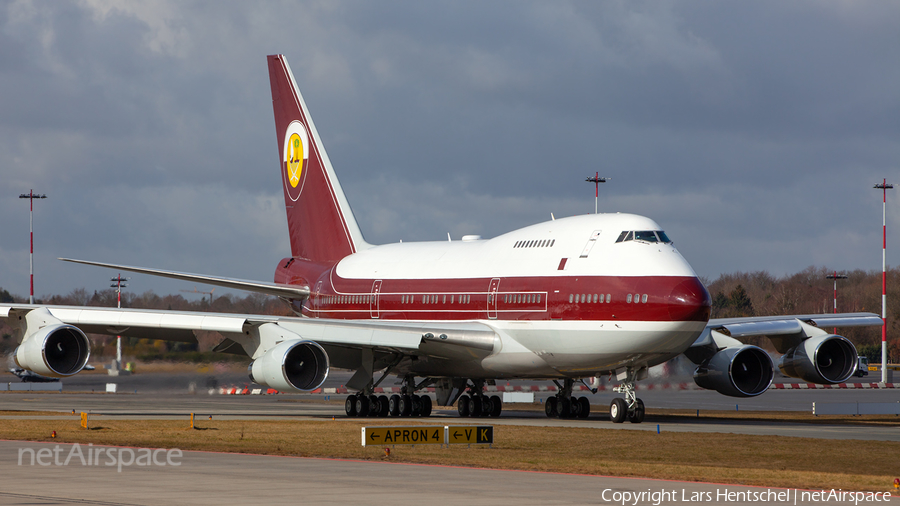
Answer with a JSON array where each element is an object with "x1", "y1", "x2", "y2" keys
[
  {"x1": 875, "y1": 180, "x2": 893, "y2": 383},
  {"x1": 110, "y1": 274, "x2": 129, "y2": 370},
  {"x1": 585, "y1": 173, "x2": 610, "y2": 214},
  {"x1": 19, "y1": 190, "x2": 47, "y2": 304},
  {"x1": 825, "y1": 272, "x2": 848, "y2": 333}
]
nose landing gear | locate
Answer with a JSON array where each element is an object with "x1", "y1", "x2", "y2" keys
[{"x1": 609, "y1": 368, "x2": 645, "y2": 423}]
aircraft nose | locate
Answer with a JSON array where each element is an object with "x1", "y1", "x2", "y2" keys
[{"x1": 668, "y1": 277, "x2": 711, "y2": 322}]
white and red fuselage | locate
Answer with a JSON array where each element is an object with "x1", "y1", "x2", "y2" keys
[{"x1": 275, "y1": 213, "x2": 711, "y2": 379}]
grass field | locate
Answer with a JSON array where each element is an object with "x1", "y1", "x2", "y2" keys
[{"x1": 1, "y1": 409, "x2": 898, "y2": 493}]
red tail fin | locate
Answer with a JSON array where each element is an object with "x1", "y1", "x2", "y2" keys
[{"x1": 268, "y1": 54, "x2": 369, "y2": 263}]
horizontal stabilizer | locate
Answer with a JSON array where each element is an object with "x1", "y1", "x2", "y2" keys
[{"x1": 60, "y1": 258, "x2": 310, "y2": 300}]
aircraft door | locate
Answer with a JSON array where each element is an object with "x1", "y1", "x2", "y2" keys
[
  {"x1": 370, "y1": 280, "x2": 382, "y2": 319},
  {"x1": 487, "y1": 278, "x2": 500, "y2": 319},
  {"x1": 314, "y1": 281, "x2": 323, "y2": 316}
]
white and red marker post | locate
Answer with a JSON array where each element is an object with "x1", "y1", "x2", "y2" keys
[
  {"x1": 18, "y1": 190, "x2": 47, "y2": 305},
  {"x1": 585, "y1": 172, "x2": 610, "y2": 214},
  {"x1": 875, "y1": 179, "x2": 893, "y2": 383},
  {"x1": 825, "y1": 271, "x2": 848, "y2": 334}
]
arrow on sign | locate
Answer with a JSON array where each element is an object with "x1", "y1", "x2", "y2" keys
[{"x1": 370, "y1": 432, "x2": 380, "y2": 441}]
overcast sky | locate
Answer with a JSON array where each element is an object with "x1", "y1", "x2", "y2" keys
[{"x1": 1, "y1": 1, "x2": 899, "y2": 300}]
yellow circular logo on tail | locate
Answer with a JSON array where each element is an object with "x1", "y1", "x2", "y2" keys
[{"x1": 283, "y1": 121, "x2": 309, "y2": 201}]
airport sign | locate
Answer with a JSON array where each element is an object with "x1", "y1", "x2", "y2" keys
[
  {"x1": 446, "y1": 425, "x2": 493, "y2": 445},
  {"x1": 361, "y1": 426, "x2": 444, "y2": 446},
  {"x1": 361, "y1": 425, "x2": 494, "y2": 446}
]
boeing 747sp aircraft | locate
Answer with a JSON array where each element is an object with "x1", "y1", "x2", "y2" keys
[{"x1": 0, "y1": 55, "x2": 882, "y2": 422}]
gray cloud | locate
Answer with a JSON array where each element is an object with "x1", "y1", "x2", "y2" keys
[{"x1": 1, "y1": 1, "x2": 898, "y2": 300}]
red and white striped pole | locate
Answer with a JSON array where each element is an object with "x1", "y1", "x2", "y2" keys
[
  {"x1": 825, "y1": 272, "x2": 848, "y2": 334},
  {"x1": 875, "y1": 179, "x2": 893, "y2": 383},
  {"x1": 19, "y1": 190, "x2": 47, "y2": 305},
  {"x1": 585, "y1": 173, "x2": 610, "y2": 214}
]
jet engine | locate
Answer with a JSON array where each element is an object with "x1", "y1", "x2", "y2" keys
[
  {"x1": 248, "y1": 339, "x2": 329, "y2": 392},
  {"x1": 693, "y1": 345, "x2": 774, "y2": 397},
  {"x1": 778, "y1": 334, "x2": 857, "y2": 384},
  {"x1": 14, "y1": 324, "x2": 91, "y2": 377}
]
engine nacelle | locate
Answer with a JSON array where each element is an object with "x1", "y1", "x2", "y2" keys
[
  {"x1": 15, "y1": 324, "x2": 91, "y2": 378},
  {"x1": 778, "y1": 334, "x2": 857, "y2": 384},
  {"x1": 693, "y1": 345, "x2": 774, "y2": 397},
  {"x1": 248, "y1": 340, "x2": 329, "y2": 392}
]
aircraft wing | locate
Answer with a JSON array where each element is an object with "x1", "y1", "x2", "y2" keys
[
  {"x1": 701, "y1": 312, "x2": 882, "y2": 354},
  {"x1": 59, "y1": 258, "x2": 310, "y2": 300}
]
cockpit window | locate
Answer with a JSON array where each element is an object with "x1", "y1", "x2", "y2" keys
[
  {"x1": 633, "y1": 231, "x2": 658, "y2": 243},
  {"x1": 616, "y1": 230, "x2": 672, "y2": 244}
]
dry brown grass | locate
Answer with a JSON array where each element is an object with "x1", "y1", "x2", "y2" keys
[{"x1": 1, "y1": 415, "x2": 898, "y2": 493}]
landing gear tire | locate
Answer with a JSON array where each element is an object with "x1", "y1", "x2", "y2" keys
[
  {"x1": 411, "y1": 395, "x2": 423, "y2": 416},
  {"x1": 628, "y1": 398, "x2": 645, "y2": 424},
  {"x1": 458, "y1": 394, "x2": 471, "y2": 417},
  {"x1": 368, "y1": 395, "x2": 380, "y2": 417},
  {"x1": 355, "y1": 395, "x2": 370, "y2": 417},
  {"x1": 609, "y1": 397, "x2": 627, "y2": 423},
  {"x1": 399, "y1": 394, "x2": 412, "y2": 417},
  {"x1": 469, "y1": 395, "x2": 483, "y2": 417},
  {"x1": 481, "y1": 396, "x2": 493, "y2": 418},
  {"x1": 545, "y1": 396, "x2": 558, "y2": 417},
  {"x1": 557, "y1": 396, "x2": 571, "y2": 419},
  {"x1": 378, "y1": 395, "x2": 390, "y2": 417},
  {"x1": 489, "y1": 395, "x2": 502, "y2": 417},
  {"x1": 388, "y1": 395, "x2": 401, "y2": 417},
  {"x1": 420, "y1": 395, "x2": 432, "y2": 417},
  {"x1": 577, "y1": 396, "x2": 590, "y2": 419},
  {"x1": 345, "y1": 395, "x2": 358, "y2": 417}
]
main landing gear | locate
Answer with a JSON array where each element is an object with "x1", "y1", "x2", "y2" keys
[
  {"x1": 544, "y1": 378, "x2": 591, "y2": 419},
  {"x1": 344, "y1": 375, "x2": 433, "y2": 418},
  {"x1": 608, "y1": 369, "x2": 645, "y2": 424},
  {"x1": 456, "y1": 379, "x2": 502, "y2": 418}
]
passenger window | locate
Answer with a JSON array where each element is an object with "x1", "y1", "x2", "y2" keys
[
  {"x1": 593, "y1": 294, "x2": 598, "y2": 303},
  {"x1": 641, "y1": 294, "x2": 648, "y2": 303},
  {"x1": 569, "y1": 294, "x2": 574, "y2": 303},
  {"x1": 443, "y1": 295, "x2": 446, "y2": 304},
  {"x1": 626, "y1": 294, "x2": 632, "y2": 303},
  {"x1": 633, "y1": 294, "x2": 639, "y2": 303},
  {"x1": 606, "y1": 294, "x2": 611, "y2": 303}
]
